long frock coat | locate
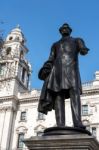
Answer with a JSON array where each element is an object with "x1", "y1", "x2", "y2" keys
[{"x1": 38, "y1": 36, "x2": 89, "y2": 114}]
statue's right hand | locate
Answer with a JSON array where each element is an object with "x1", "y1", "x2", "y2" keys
[
  {"x1": 38, "y1": 60, "x2": 53, "y2": 80},
  {"x1": 38, "y1": 68, "x2": 49, "y2": 80}
]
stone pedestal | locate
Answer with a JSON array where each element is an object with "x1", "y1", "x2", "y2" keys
[{"x1": 24, "y1": 127, "x2": 99, "y2": 150}]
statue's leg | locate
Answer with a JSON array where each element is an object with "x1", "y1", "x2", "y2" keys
[
  {"x1": 54, "y1": 93, "x2": 65, "y2": 126},
  {"x1": 69, "y1": 88, "x2": 85, "y2": 129}
]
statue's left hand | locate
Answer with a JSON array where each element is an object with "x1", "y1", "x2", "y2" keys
[{"x1": 80, "y1": 48, "x2": 89, "y2": 55}]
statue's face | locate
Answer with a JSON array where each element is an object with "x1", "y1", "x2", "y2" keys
[{"x1": 61, "y1": 27, "x2": 71, "y2": 36}]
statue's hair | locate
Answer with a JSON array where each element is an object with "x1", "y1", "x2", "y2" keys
[{"x1": 59, "y1": 23, "x2": 72, "y2": 33}]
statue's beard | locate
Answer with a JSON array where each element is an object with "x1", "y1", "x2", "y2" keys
[{"x1": 62, "y1": 32, "x2": 70, "y2": 36}]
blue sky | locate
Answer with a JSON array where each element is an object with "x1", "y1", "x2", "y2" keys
[{"x1": 0, "y1": 0, "x2": 99, "y2": 89}]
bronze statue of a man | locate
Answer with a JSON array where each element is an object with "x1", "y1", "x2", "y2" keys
[{"x1": 38, "y1": 23, "x2": 89, "y2": 128}]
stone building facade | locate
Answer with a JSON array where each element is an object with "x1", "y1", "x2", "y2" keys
[{"x1": 0, "y1": 27, "x2": 99, "y2": 150}]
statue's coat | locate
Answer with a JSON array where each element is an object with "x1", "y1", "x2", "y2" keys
[{"x1": 38, "y1": 36, "x2": 88, "y2": 114}]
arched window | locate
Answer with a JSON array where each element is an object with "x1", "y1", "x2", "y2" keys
[
  {"x1": 6, "y1": 47, "x2": 11, "y2": 55},
  {"x1": 26, "y1": 74, "x2": 30, "y2": 87},
  {"x1": 20, "y1": 50, "x2": 24, "y2": 59},
  {"x1": 17, "y1": 133, "x2": 24, "y2": 148},
  {"x1": 34, "y1": 125, "x2": 45, "y2": 136},
  {"x1": 22, "y1": 39, "x2": 24, "y2": 44},
  {"x1": 0, "y1": 63, "x2": 5, "y2": 75},
  {"x1": 16, "y1": 126, "x2": 27, "y2": 149},
  {"x1": 22, "y1": 67, "x2": 26, "y2": 82}
]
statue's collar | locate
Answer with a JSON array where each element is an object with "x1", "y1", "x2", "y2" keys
[{"x1": 60, "y1": 36, "x2": 71, "y2": 41}]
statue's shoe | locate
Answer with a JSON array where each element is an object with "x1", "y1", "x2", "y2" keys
[{"x1": 74, "y1": 124, "x2": 86, "y2": 130}]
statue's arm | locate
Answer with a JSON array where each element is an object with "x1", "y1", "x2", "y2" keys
[
  {"x1": 76, "y1": 38, "x2": 89, "y2": 55},
  {"x1": 48, "y1": 43, "x2": 56, "y2": 62}
]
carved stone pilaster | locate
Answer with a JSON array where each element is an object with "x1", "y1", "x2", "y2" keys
[{"x1": 0, "y1": 97, "x2": 18, "y2": 112}]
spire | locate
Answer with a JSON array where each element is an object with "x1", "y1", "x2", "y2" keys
[
  {"x1": 16, "y1": 24, "x2": 20, "y2": 29},
  {"x1": 11, "y1": 25, "x2": 22, "y2": 33}
]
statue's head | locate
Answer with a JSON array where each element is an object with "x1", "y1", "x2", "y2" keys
[{"x1": 59, "y1": 23, "x2": 72, "y2": 36}]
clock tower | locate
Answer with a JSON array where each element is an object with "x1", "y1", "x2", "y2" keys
[{"x1": 0, "y1": 25, "x2": 31, "y2": 97}]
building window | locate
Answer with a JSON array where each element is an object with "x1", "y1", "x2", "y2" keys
[
  {"x1": 20, "y1": 111, "x2": 26, "y2": 121},
  {"x1": 6, "y1": 47, "x2": 11, "y2": 55},
  {"x1": 82, "y1": 105, "x2": 88, "y2": 116},
  {"x1": 0, "y1": 63, "x2": 5, "y2": 76},
  {"x1": 26, "y1": 74, "x2": 29, "y2": 88},
  {"x1": 17, "y1": 133, "x2": 24, "y2": 148},
  {"x1": 20, "y1": 51, "x2": 24, "y2": 59},
  {"x1": 16, "y1": 36, "x2": 20, "y2": 41},
  {"x1": 9, "y1": 36, "x2": 13, "y2": 40},
  {"x1": 22, "y1": 68, "x2": 26, "y2": 83},
  {"x1": 92, "y1": 127, "x2": 96, "y2": 137},
  {"x1": 37, "y1": 112, "x2": 45, "y2": 120},
  {"x1": 22, "y1": 39, "x2": 24, "y2": 44}
]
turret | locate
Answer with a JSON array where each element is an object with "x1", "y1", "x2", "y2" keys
[{"x1": 0, "y1": 25, "x2": 31, "y2": 96}]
